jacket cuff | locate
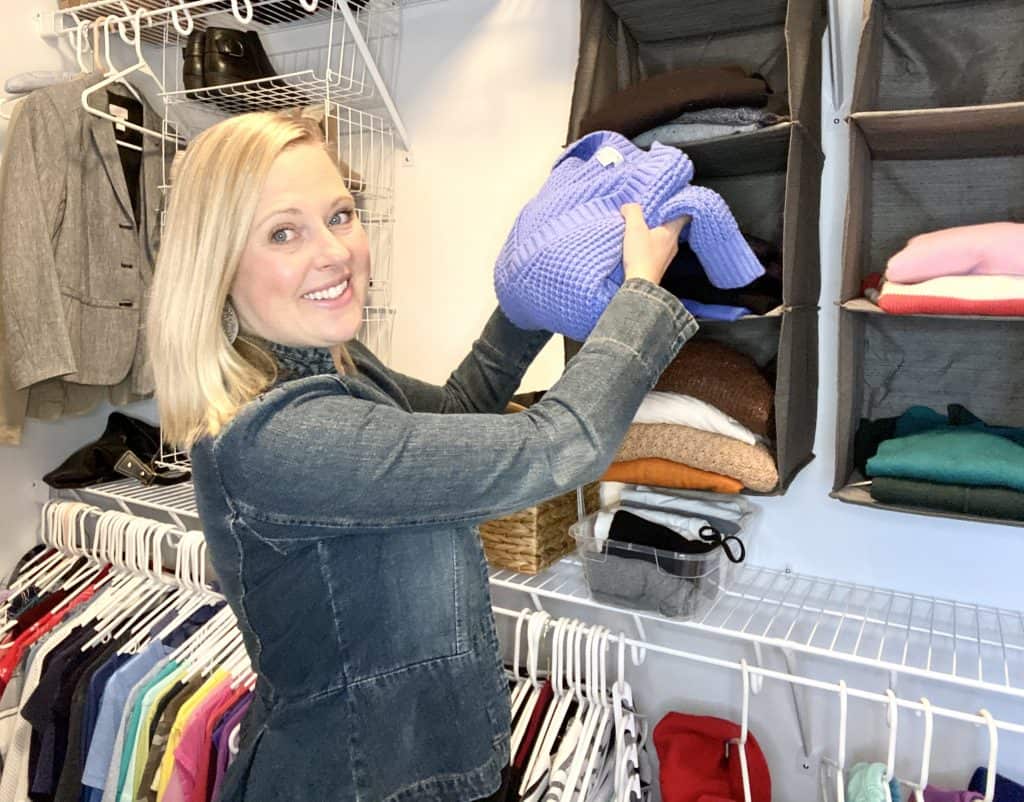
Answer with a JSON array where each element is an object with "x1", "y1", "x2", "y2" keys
[{"x1": 589, "y1": 278, "x2": 698, "y2": 379}]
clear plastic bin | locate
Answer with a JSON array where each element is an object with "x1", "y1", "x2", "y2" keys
[{"x1": 570, "y1": 505, "x2": 745, "y2": 621}]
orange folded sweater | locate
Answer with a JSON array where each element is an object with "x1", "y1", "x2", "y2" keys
[{"x1": 602, "y1": 458, "x2": 743, "y2": 493}]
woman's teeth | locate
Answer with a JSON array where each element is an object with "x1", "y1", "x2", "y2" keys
[{"x1": 303, "y1": 279, "x2": 349, "y2": 301}]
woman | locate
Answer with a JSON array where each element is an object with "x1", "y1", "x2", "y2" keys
[{"x1": 147, "y1": 111, "x2": 695, "y2": 801}]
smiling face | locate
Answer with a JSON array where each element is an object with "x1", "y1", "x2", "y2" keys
[{"x1": 231, "y1": 143, "x2": 369, "y2": 348}]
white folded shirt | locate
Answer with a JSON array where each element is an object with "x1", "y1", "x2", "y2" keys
[{"x1": 632, "y1": 391, "x2": 757, "y2": 445}]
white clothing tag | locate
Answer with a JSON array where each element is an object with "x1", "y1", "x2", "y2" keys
[
  {"x1": 594, "y1": 145, "x2": 624, "y2": 167},
  {"x1": 109, "y1": 103, "x2": 129, "y2": 132}
]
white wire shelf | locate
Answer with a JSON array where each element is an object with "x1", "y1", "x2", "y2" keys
[
  {"x1": 61, "y1": 477, "x2": 1024, "y2": 701},
  {"x1": 490, "y1": 558, "x2": 1024, "y2": 702}
]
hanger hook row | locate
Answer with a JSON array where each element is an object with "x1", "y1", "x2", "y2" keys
[{"x1": 171, "y1": 1, "x2": 194, "y2": 36}]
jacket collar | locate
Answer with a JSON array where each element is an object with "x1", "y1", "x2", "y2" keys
[{"x1": 265, "y1": 341, "x2": 338, "y2": 381}]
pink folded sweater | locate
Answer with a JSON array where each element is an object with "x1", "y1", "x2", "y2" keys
[{"x1": 886, "y1": 222, "x2": 1024, "y2": 283}]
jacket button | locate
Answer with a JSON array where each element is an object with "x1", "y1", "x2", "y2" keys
[
  {"x1": 121, "y1": 262, "x2": 134, "y2": 269},
  {"x1": 118, "y1": 301, "x2": 134, "y2": 308}
]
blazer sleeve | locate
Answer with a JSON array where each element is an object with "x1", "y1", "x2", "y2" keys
[
  {"x1": 373, "y1": 308, "x2": 552, "y2": 414},
  {"x1": 0, "y1": 91, "x2": 75, "y2": 389},
  {"x1": 215, "y1": 279, "x2": 698, "y2": 535}
]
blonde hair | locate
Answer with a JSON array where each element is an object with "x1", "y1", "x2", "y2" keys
[{"x1": 148, "y1": 111, "x2": 349, "y2": 450}]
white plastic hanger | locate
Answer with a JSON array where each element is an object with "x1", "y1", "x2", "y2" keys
[
  {"x1": 81, "y1": 9, "x2": 182, "y2": 147},
  {"x1": 731, "y1": 659, "x2": 753, "y2": 802},
  {"x1": 883, "y1": 689, "x2": 899, "y2": 802},
  {"x1": 835, "y1": 680, "x2": 849, "y2": 802},
  {"x1": 912, "y1": 697, "x2": 934, "y2": 802},
  {"x1": 978, "y1": 709, "x2": 998, "y2": 802}
]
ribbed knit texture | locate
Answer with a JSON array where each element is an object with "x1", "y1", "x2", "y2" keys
[
  {"x1": 494, "y1": 131, "x2": 764, "y2": 340},
  {"x1": 614, "y1": 423, "x2": 779, "y2": 492}
]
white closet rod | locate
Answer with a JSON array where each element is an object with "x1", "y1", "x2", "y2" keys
[{"x1": 492, "y1": 605, "x2": 1024, "y2": 738}]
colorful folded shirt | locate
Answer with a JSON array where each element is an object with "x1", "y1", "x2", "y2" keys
[
  {"x1": 886, "y1": 221, "x2": 1024, "y2": 283},
  {"x1": 493, "y1": 131, "x2": 764, "y2": 340},
  {"x1": 866, "y1": 429, "x2": 1024, "y2": 492},
  {"x1": 878, "y1": 274, "x2": 1024, "y2": 316}
]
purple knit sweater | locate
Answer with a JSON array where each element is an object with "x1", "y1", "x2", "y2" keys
[{"x1": 494, "y1": 131, "x2": 764, "y2": 340}]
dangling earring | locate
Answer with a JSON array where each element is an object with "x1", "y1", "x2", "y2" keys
[{"x1": 222, "y1": 298, "x2": 239, "y2": 345}]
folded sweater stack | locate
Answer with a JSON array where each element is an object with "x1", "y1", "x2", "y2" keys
[
  {"x1": 877, "y1": 222, "x2": 1024, "y2": 316},
  {"x1": 602, "y1": 340, "x2": 778, "y2": 493},
  {"x1": 858, "y1": 404, "x2": 1024, "y2": 521}
]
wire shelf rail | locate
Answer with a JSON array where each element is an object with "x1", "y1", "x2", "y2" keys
[{"x1": 58, "y1": 478, "x2": 1024, "y2": 703}]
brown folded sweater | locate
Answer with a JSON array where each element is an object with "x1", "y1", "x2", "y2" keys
[
  {"x1": 614, "y1": 423, "x2": 779, "y2": 492},
  {"x1": 654, "y1": 340, "x2": 774, "y2": 436},
  {"x1": 580, "y1": 65, "x2": 770, "y2": 139}
]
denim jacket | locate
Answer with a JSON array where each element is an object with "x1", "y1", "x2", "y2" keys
[{"x1": 189, "y1": 279, "x2": 697, "y2": 801}]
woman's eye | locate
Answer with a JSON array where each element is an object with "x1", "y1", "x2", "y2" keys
[
  {"x1": 271, "y1": 228, "x2": 294, "y2": 244},
  {"x1": 329, "y1": 210, "x2": 351, "y2": 227}
]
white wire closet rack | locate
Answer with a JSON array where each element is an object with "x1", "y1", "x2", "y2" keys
[
  {"x1": 57, "y1": 479, "x2": 1024, "y2": 705},
  {"x1": 490, "y1": 559, "x2": 1024, "y2": 702}
]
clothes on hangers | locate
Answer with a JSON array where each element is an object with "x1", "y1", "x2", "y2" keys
[
  {"x1": 0, "y1": 536, "x2": 248, "y2": 802},
  {"x1": 0, "y1": 72, "x2": 169, "y2": 445},
  {"x1": 846, "y1": 762, "x2": 901, "y2": 802},
  {"x1": 923, "y1": 786, "x2": 982, "y2": 802},
  {"x1": 654, "y1": 712, "x2": 771, "y2": 802},
  {"x1": 969, "y1": 768, "x2": 1024, "y2": 802}
]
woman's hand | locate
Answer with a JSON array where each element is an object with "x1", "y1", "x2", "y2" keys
[{"x1": 621, "y1": 203, "x2": 690, "y2": 286}]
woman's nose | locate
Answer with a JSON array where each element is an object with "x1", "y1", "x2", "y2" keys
[{"x1": 313, "y1": 223, "x2": 350, "y2": 267}]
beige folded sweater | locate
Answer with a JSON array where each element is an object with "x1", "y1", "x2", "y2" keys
[{"x1": 614, "y1": 423, "x2": 778, "y2": 492}]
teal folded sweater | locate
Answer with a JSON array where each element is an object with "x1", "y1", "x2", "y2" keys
[{"x1": 867, "y1": 429, "x2": 1024, "y2": 492}]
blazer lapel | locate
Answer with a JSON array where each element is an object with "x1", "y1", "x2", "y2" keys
[{"x1": 89, "y1": 93, "x2": 134, "y2": 224}]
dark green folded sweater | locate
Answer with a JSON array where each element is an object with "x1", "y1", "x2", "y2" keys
[
  {"x1": 867, "y1": 429, "x2": 1024, "y2": 492},
  {"x1": 871, "y1": 477, "x2": 1024, "y2": 521}
]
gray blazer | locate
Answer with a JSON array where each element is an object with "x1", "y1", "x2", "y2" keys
[{"x1": 0, "y1": 72, "x2": 167, "y2": 397}]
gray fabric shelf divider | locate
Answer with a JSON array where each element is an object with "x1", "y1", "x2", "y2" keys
[
  {"x1": 851, "y1": 0, "x2": 1024, "y2": 113},
  {"x1": 564, "y1": 0, "x2": 825, "y2": 495},
  {"x1": 840, "y1": 106, "x2": 1024, "y2": 304},
  {"x1": 568, "y1": 0, "x2": 824, "y2": 146}
]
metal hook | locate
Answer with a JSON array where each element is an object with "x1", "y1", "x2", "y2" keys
[
  {"x1": 170, "y1": 1, "x2": 194, "y2": 36},
  {"x1": 231, "y1": 0, "x2": 254, "y2": 25},
  {"x1": 979, "y1": 709, "x2": 998, "y2": 802}
]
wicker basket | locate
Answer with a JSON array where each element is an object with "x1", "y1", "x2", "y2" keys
[{"x1": 480, "y1": 484, "x2": 599, "y2": 574}]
